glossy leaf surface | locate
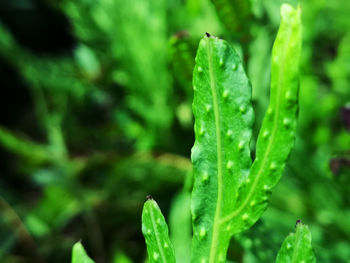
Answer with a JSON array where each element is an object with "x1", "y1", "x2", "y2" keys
[
  {"x1": 276, "y1": 222, "x2": 316, "y2": 263},
  {"x1": 219, "y1": 4, "x2": 302, "y2": 234},
  {"x1": 142, "y1": 198, "x2": 176, "y2": 263},
  {"x1": 191, "y1": 33, "x2": 254, "y2": 263}
]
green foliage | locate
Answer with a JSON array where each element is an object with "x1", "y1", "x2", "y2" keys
[
  {"x1": 168, "y1": 184, "x2": 192, "y2": 262},
  {"x1": 111, "y1": 0, "x2": 174, "y2": 149},
  {"x1": 191, "y1": 33, "x2": 254, "y2": 262},
  {"x1": 226, "y1": 3, "x2": 302, "y2": 235},
  {"x1": 210, "y1": 0, "x2": 251, "y2": 39},
  {"x1": 113, "y1": 250, "x2": 133, "y2": 263},
  {"x1": 276, "y1": 222, "x2": 316, "y2": 263},
  {"x1": 0, "y1": 0, "x2": 349, "y2": 262},
  {"x1": 0, "y1": 126, "x2": 49, "y2": 163},
  {"x1": 60, "y1": 0, "x2": 175, "y2": 149},
  {"x1": 72, "y1": 242, "x2": 95, "y2": 263},
  {"x1": 191, "y1": 4, "x2": 301, "y2": 262},
  {"x1": 140, "y1": 4, "x2": 314, "y2": 263},
  {"x1": 170, "y1": 32, "x2": 196, "y2": 95},
  {"x1": 169, "y1": 32, "x2": 196, "y2": 129},
  {"x1": 142, "y1": 198, "x2": 176, "y2": 263}
]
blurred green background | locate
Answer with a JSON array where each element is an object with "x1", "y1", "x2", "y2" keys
[{"x1": 0, "y1": 0, "x2": 349, "y2": 262}]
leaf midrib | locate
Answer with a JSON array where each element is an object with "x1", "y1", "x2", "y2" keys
[
  {"x1": 291, "y1": 226, "x2": 302, "y2": 263},
  {"x1": 149, "y1": 204, "x2": 167, "y2": 263},
  {"x1": 206, "y1": 38, "x2": 223, "y2": 263}
]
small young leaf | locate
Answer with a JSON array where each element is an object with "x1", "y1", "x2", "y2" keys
[
  {"x1": 191, "y1": 32, "x2": 254, "y2": 263},
  {"x1": 276, "y1": 222, "x2": 316, "y2": 263},
  {"x1": 220, "y1": 4, "x2": 302, "y2": 235},
  {"x1": 142, "y1": 197, "x2": 176, "y2": 263},
  {"x1": 72, "y1": 242, "x2": 95, "y2": 263}
]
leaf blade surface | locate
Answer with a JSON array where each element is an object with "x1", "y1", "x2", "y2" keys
[
  {"x1": 191, "y1": 33, "x2": 254, "y2": 263},
  {"x1": 220, "y1": 4, "x2": 302, "y2": 234}
]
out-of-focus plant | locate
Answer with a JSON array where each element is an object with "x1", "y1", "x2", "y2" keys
[{"x1": 0, "y1": 1, "x2": 188, "y2": 259}]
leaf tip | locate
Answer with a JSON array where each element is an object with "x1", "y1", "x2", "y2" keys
[
  {"x1": 72, "y1": 241, "x2": 83, "y2": 251},
  {"x1": 280, "y1": 3, "x2": 301, "y2": 23},
  {"x1": 295, "y1": 219, "x2": 302, "y2": 227}
]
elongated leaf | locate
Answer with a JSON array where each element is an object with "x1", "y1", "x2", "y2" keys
[
  {"x1": 142, "y1": 197, "x2": 176, "y2": 263},
  {"x1": 191, "y1": 33, "x2": 254, "y2": 263},
  {"x1": 72, "y1": 242, "x2": 95, "y2": 263},
  {"x1": 219, "y1": 4, "x2": 302, "y2": 235},
  {"x1": 276, "y1": 222, "x2": 316, "y2": 263}
]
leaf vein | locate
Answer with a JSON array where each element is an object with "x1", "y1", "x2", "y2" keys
[
  {"x1": 206, "y1": 38, "x2": 223, "y2": 263},
  {"x1": 150, "y1": 205, "x2": 167, "y2": 263}
]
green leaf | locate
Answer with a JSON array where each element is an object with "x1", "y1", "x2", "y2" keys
[
  {"x1": 72, "y1": 242, "x2": 95, "y2": 263},
  {"x1": 276, "y1": 222, "x2": 316, "y2": 263},
  {"x1": 219, "y1": 3, "x2": 302, "y2": 234},
  {"x1": 191, "y1": 33, "x2": 254, "y2": 263},
  {"x1": 142, "y1": 197, "x2": 176, "y2": 263}
]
